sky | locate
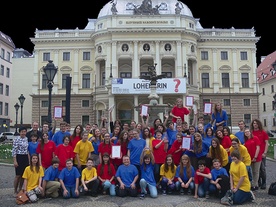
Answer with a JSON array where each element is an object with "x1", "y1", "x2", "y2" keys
[{"x1": 2, "y1": 0, "x2": 274, "y2": 65}]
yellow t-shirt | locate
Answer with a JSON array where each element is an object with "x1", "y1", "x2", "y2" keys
[
  {"x1": 22, "y1": 166, "x2": 44, "y2": 191},
  {"x1": 81, "y1": 167, "x2": 97, "y2": 181},
  {"x1": 74, "y1": 140, "x2": 94, "y2": 165},
  {"x1": 209, "y1": 145, "x2": 229, "y2": 167},
  {"x1": 229, "y1": 161, "x2": 250, "y2": 192},
  {"x1": 160, "y1": 164, "x2": 177, "y2": 181},
  {"x1": 229, "y1": 145, "x2": 251, "y2": 166}
]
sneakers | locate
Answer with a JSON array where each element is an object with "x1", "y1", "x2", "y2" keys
[
  {"x1": 162, "y1": 190, "x2": 167, "y2": 195},
  {"x1": 250, "y1": 190, "x2": 256, "y2": 202},
  {"x1": 251, "y1": 186, "x2": 259, "y2": 191},
  {"x1": 187, "y1": 190, "x2": 192, "y2": 195},
  {"x1": 140, "y1": 193, "x2": 145, "y2": 199},
  {"x1": 221, "y1": 200, "x2": 231, "y2": 206},
  {"x1": 260, "y1": 183, "x2": 266, "y2": 189},
  {"x1": 180, "y1": 189, "x2": 184, "y2": 195},
  {"x1": 205, "y1": 192, "x2": 210, "y2": 199}
]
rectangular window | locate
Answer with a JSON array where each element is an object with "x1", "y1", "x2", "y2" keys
[
  {"x1": 0, "y1": 83, "x2": 3, "y2": 94},
  {"x1": 263, "y1": 103, "x2": 266, "y2": 112},
  {"x1": 82, "y1": 100, "x2": 89, "y2": 107},
  {"x1": 221, "y1": 51, "x2": 228, "y2": 60},
  {"x1": 263, "y1": 119, "x2": 267, "y2": 127},
  {"x1": 162, "y1": 72, "x2": 172, "y2": 78},
  {"x1": 244, "y1": 114, "x2": 251, "y2": 125},
  {"x1": 0, "y1": 102, "x2": 2, "y2": 115},
  {"x1": 262, "y1": 88, "x2": 265, "y2": 95},
  {"x1": 0, "y1": 65, "x2": 4, "y2": 76},
  {"x1": 6, "y1": 68, "x2": 10, "y2": 78},
  {"x1": 227, "y1": 114, "x2": 231, "y2": 126},
  {"x1": 240, "y1": 51, "x2": 248, "y2": 60},
  {"x1": 83, "y1": 52, "x2": 90, "y2": 60},
  {"x1": 42, "y1": 74, "x2": 47, "y2": 89},
  {"x1": 62, "y1": 74, "x2": 70, "y2": 88},
  {"x1": 0, "y1": 49, "x2": 4, "y2": 59},
  {"x1": 202, "y1": 73, "x2": 209, "y2": 88},
  {"x1": 243, "y1": 99, "x2": 250, "y2": 106},
  {"x1": 5, "y1": 85, "x2": 9, "y2": 96},
  {"x1": 4, "y1": 103, "x2": 8, "y2": 116},
  {"x1": 272, "y1": 85, "x2": 274, "y2": 93},
  {"x1": 241, "y1": 73, "x2": 249, "y2": 88},
  {"x1": 82, "y1": 115, "x2": 89, "y2": 126},
  {"x1": 222, "y1": 73, "x2": 230, "y2": 88},
  {"x1": 102, "y1": 72, "x2": 105, "y2": 86},
  {"x1": 120, "y1": 72, "x2": 132, "y2": 78},
  {"x1": 63, "y1": 52, "x2": 70, "y2": 61},
  {"x1": 273, "y1": 117, "x2": 276, "y2": 127},
  {"x1": 223, "y1": 99, "x2": 230, "y2": 106},
  {"x1": 43, "y1": 52, "x2": 50, "y2": 61},
  {"x1": 41, "y1": 100, "x2": 49, "y2": 107},
  {"x1": 41, "y1": 116, "x2": 48, "y2": 125},
  {"x1": 82, "y1": 74, "x2": 90, "y2": 88},
  {"x1": 7, "y1": 52, "x2": 11, "y2": 62},
  {"x1": 201, "y1": 51, "x2": 208, "y2": 60}
]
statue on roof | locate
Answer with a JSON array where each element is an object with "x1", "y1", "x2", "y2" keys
[
  {"x1": 175, "y1": 2, "x2": 182, "y2": 14},
  {"x1": 111, "y1": 2, "x2": 118, "y2": 15},
  {"x1": 134, "y1": 0, "x2": 160, "y2": 15},
  {"x1": 140, "y1": 64, "x2": 166, "y2": 85}
]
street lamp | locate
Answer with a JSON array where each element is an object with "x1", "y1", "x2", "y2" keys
[
  {"x1": 14, "y1": 103, "x2": 20, "y2": 135},
  {"x1": 18, "y1": 94, "x2": 26, "y2": 126},
  {"x1": 43, "y1": 60, "x2": 58, "y2": 129}
]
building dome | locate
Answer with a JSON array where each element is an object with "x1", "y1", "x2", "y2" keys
[{"x1": 98, "y1": 0, "x2": 193, "y2": 18}]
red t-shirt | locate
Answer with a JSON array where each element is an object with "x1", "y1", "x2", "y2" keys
[
  {"x1": 36, "y1": 140, "x2": 56, "y2": 169},
  {"x1": 194, "y1": 167, "x2": 211, "y2": 184},
  {"x1": 54, "y1": 144, "x2": 75, "y2": 171},
  {"x1": 69, "y1": 136, "x2": 81, "y2": 151},
  {"x1": 244, "y1": 136, "x2": 262, "y2": 162},
  {"x1": 152, "y1": 139, "x2": 167, "y2": 164},
  {"x1": 167, "y1": 139, "x2": 183, "y2": 165},
  {"x1": 97, "y1": 163, "x2": 116, "y2": 184},
  {"x1": 252, "y1": 130, "x2": 269, "y2": 154},
  {"x1": 221, "y1": 136, "x2": 232, "y2": 155},
  {"x1": 171, "y1": 106, "x2": 190, "y2": 123},
  {"x1": 98, "y1": 142, "x2": 113, "y2": 156}
]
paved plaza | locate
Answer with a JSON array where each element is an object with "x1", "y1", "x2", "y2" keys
[{"x1": 0, "y1": 159, "x2": 276, "y2": 207}]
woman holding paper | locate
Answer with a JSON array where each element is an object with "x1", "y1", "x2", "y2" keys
[
  {"x1": 98, "y1": 133, "x2": 114, "y2": 164},
  {"x1": 211, "y1": 102, "x2": 228, "y2": 132},
  {"x1": 167, "y1": 133, "x2": 185, "y2": 165},
  {"x1": 170, "y1": 98, "x2": 190, "y2": 123}
]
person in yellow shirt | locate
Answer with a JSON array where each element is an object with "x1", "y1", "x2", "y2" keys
[
  {"x1": 208, "y1": 138, "x2": 229, "y2": 171},
  {"x1": 229, "y1": 138, "x2": 252, "y2": 181},
  {"x1": 22, "y1": 153, "x2": 44, "y2": 203},
  {"x1": 74, "y1": 131, "x2": 94, "y2": 174},
  {"x1": 81, "y1": 157, "x2": 99, "y2": 197}
]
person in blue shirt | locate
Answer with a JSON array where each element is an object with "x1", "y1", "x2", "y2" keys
[
  {"x1": 52, "y1": 122, "x2": 71, "y2": 146},
  {"x1": 211, "y1": 102, "x2": 228, "y2": 133},
  {"x1": 42, "y1": 157, "x2": 61, "y2": 198},
  {"x1": 139, "y1": 148, "x2": 158, "y2": 199},
  {"x1": 115, "y1": 155, "x2": 139, "y2": 197},
  {"x1": 235, "y1": 120, "x2": 246, "y2": 144},
  {"x1": 59, "y1": 159, "x2": 80, "y2": 199},
  {"x1": 175, "y1": 154, "x2": 195, "y2": 195},
  {"x1": 28, "y1": 133, "x2": 39, "y2": 157}
]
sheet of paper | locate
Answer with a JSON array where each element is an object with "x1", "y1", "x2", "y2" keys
[
  {"x1": 186, "y1": 96, "x2": 194, "y2": 106},
  {"x1": 204, "y1": 103, "x2": 212, "y2": 114},
  {"x1": 182, "y1": 137, "x2": 191, "y2": 150},
  {"x1": 112, "y1": 145, "x2": 121, "y2": 158},
  {"x1": 141, "y1": 105, "x2": 148, "y2": 116},
  {"x1": 54, "y1": 106, "x2": 62, "y2": 118}
]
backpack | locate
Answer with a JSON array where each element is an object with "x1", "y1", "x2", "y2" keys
[{"x1": 268, "y1": 182, "x2": 276, "y2": 195}]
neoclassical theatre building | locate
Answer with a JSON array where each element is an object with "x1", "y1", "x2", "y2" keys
[{"x1": 31, "y1": 0, "x2": 260, "y2": 128}]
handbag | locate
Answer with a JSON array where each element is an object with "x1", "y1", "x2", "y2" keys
[{"x1": 16, "y1": 190, "x2": 29, "y2": 205}]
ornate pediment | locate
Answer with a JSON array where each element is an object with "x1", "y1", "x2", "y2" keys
[{"x1": 134, "y1": 0, "x2": 160, "y2": 15}]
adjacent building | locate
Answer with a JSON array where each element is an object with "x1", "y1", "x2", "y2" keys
[{"x1": 25, "y1": 0, "x2": 260, "y2": 129}]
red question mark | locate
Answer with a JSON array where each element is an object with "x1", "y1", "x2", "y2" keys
[{"x1": 173, "y1": 78, "x2": 181, "y2": 92}]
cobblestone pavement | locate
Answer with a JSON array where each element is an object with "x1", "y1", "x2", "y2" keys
[{"x1": 1, "y1": 159, "x2": 276, "y2": 207}]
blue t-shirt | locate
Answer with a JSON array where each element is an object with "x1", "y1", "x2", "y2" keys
[
  {"x1": 44, "y1": 165, "x2": 60, "y2": 181},
  {"x1": 212, "y1": 110, "x2": 228, "y2": 130},
  {"x1": 194, "y1": 140, "x2": 209, "y2": 158},
  {"x1": 235, "y1": 131, "x2": 245, "y2": 144},
  {"x1": 203, "y1": 135, "x2": 215, "y2": 148},
  {"x1": 59, "y1": 166, "x2": 80, "y2": 187},
  {"x1": 176, "y1": 165, "x2": 195, "y2": 183},
  {"x1": 211, "y1": 167, "x2": 228, "y2": 181},
  {"x1": 166, "y1": 128, "x2": 177, "y2": 146},
  {"x1": 140, "y1": 162, "x2": 156, "y2": 186},
  {"x1": 52, "y1": 131, "x2": 71, "y2": 146},
  {"x1": 28, "y1": 141, "x2": 38, "y2": 156},
  {"x1": 92, "y1": 139, "x2": 101, "y2": 155},
  {"x1": 127, "y1": 138, "x2": 146, "y2": 165},
  {"x1": 116, "y1": 164, "x2": 138, "y2": 187}
]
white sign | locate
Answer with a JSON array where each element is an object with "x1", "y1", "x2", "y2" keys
[{"x1": 111, "y1": 78, "x2": 186, "y2": 94}]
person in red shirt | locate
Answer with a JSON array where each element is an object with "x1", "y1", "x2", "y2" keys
[
  {"x1": 98, "y1": 133, "x2": 114, "y2": 164},
  {"x1": 250, "y1": 119, "x2": 269, "y2": 189},
  {"x1": 167, "y1": 133, "x2": 184, "y2": 166},
  {"x1": 194, "y1": 159, "x2": 211, "y2": 199},
  {"x1": 170, "y1": 98, "x2": 190, "y2": 123},
  {"x1": 114, "y1": 130, "x2": 130, "y2": 169},
  {"x1": 36, "y1": 132, "x2": 56, "y2": 170},
  {"x1": 69, "y1": 125, "x2": 83, "y2": 151}
]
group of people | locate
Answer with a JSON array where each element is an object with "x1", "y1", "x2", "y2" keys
[{"x1": 11, "y1": 98, "x2": 269, "y2": 206}]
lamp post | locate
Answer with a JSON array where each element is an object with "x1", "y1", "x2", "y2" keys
[
  {"x1": 18, "y1": 94, "x2": 26, "y2": 126},
  {"x1": 14, "y1": 103, "x2": 20, "y2": 135},
  {"x1": 43, "y1": 60, "x2": 58, "y2": 129}
]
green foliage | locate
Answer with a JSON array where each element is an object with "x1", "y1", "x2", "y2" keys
[
  {"x1": 0, "y1": 143, "x2": 13, "y2": 164},
  {"x1": 268, "y1": 138, "x2": 276, "y2": 159}
]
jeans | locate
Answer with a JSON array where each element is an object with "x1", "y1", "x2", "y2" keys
[
  {"x1": 140, "y1": 178, "x2": 158, "y2": 198},
  {"x1": 63, "y1": 186, "x2": 79, "y2": 199},
  {"x1": 102, "y1": 180, "x2": 116, "y2": 196},
  {"x1": 259, "y1": 157, "x2": 266, "y2": 186},
  {"x1": 175, "y1": 181, "x2": 195, "y2": 192},
  {"x1": 232, "y1": 189, "x2": 252, "y2": 204},
  {"x1": 197, "y1": 177, "x2": 210, "y2": 197},
  {"x1": 160, "y1": 178, "x2": 175, "y2": 191},
  {"x1": 246, "y1": 165, "x2": 253, "y2": 182}
]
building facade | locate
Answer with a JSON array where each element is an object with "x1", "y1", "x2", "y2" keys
[
  {"x1": 0, "y1": 31, "x2": 14, "y2": 133},
  {"x1": 29, "y1": 0, "x2": 260, "y2": 129}
]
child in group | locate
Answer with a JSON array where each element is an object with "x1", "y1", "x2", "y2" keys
[
  {"x1": 159, "y1": 154, "x2": 177, "y2": 195},
  {"x1": 139, "y1": 148, "x2": 158, "y2": 199},
  {"x1": 176, "y1": 154, "x2": 195, "y2": 195},
  {"x1": 22, "y1": 153, "x2": 44, "y2": 203},
  {"x1": 168, "y1": 133, "x2": 185, "y2": 166},
  {"x1": 209, "y1": 158, "x2": 229, "y2": 199},
  {"x1": 28, "y1": 133, "x2": 39, "y2": 158},
  {"x1": 97, "y1": 153, "x2": 116, "y2": 196},
  {"x1": 81, "y1": 157, "x2": 99, "y2": 197},
  {"x1": 193, "y1": 159, "x2": 211, "y2": 199},
  {"x1": 59, "y1": 159, "x2": 80, "y2": 199}
]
